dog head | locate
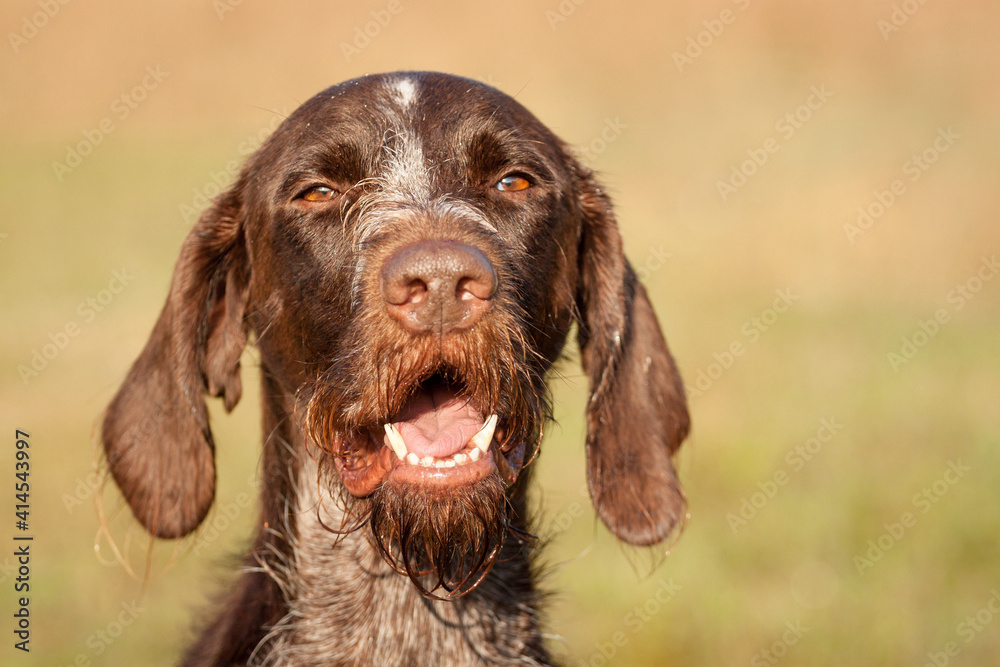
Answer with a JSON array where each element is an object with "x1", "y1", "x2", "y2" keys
[{"x1": 102, "y1": 72, "x2": 689, "y2": 596}]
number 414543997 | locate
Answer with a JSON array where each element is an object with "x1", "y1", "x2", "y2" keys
[{"x1": 15, "y1": 430, "x2": 30, "y2": 531}]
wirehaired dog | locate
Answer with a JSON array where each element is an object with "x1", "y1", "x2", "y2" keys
[{"x1": 102, "y1": 71, "x2": 689, "y2": 666}]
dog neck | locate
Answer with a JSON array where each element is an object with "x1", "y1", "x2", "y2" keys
[{"x1": 249, "y1": 379, "x2": 552, "y2": 667}]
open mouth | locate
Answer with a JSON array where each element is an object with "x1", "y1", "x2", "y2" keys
[{"x1": 332, "y1": 374, "x2": 521, "y2": 497}]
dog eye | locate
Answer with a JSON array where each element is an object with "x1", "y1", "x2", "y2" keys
[
  {"x1": 298, "y1": 185, "x2": 338, "y2": 202},
  {"x1": 495, "y1": 174, "x2": 531, "y2": 192}
]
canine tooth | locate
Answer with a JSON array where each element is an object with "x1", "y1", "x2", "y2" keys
[
  {"x1": 406, "y1": 452, "x2": 419, "y2": 465},
  {"x1": 469, "y1": 447, "x2": 482, "y2": 462},
  {"x1": 384, "y1": 424, "x2": 408, "y2": 460},
  {"x1": 420, "y1": 456, "x2": 434, "y2": 467},
  {"x1": 453, "y1": 453, "x2": 467, "y2": 465},
  {"x1": 470, "y1": 414, "x2": 498, "y2": 453}
]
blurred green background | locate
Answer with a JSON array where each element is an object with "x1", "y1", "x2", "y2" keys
[{"x1": 2, "y1": 1, "x2": 999, "y2": 665}]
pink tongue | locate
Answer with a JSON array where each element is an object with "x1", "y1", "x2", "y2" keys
[{"x1": 389, "y1": 384, "x2": 484, "y2": 459}]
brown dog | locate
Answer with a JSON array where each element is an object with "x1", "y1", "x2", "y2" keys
[{"x1": 102, "y1": 71, "x2": 689, "y2": 666}]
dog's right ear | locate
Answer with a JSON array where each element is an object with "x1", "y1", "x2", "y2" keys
[{"x1": 101, "y1": 184, "x2": 249, "y2": 539}]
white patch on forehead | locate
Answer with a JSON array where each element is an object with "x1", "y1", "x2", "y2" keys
[
  {"x1": 373, "y1": 77, "x2": 430, "y2": 203},
  {"x1": 379, "y1": 128, "x2": 431, "y2": 203},
  {"x1": 382, "y1": 77, "x2": 428, "y2": 196},
  {"x1": 391, "y1": 76, "x2": 419, "y2": 110}
]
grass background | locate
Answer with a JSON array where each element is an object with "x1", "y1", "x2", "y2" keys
[{"x1": 2, "y1": 0, "x2": 999, "y2": 665}]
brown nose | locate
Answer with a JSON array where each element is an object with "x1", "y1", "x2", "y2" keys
[{"x1": 380, "y1": 241, "x2": 497, "y2": 334}]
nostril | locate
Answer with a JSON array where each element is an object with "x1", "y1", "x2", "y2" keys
[
  {"x1": 409, "y1": 280, "x2": 428, "y2": 305},
  {"x1": 380, "y1": 273, "x2": 427, "y2": 307},
  {"x1": 456, "y1": 275, "x2": 495, "y2": 302},
  {"x1": 402, "y1": 279, "x2": 428, "y2": 306}
]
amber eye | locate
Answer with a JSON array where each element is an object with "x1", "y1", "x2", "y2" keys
[
  {"x1": 495, "y1": 174, "x2": 531, "y2": 192},
  {"x1": 298, "y1": 185, "x2": 338, "y2": 202}
]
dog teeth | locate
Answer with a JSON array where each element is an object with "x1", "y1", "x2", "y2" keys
[
  {"x1": 384, "y1": 424, "x2": 408, "y2": 460},
  {"x1": 389, "y1": 416, "x2": 497, "y2": 468},
  {"x1": 470, "y1": 415, "x2": 498, "y2": 453}
]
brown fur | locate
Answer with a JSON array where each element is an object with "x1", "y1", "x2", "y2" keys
[{"x1": 101, "y1": 71, "x2": 689, "y2": 666}]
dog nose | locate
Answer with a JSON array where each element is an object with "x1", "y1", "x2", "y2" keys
[{"x1": 380, "y1": 241, "x2": 497, "y2": 334}]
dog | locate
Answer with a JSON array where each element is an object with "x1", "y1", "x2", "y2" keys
[{"x1": 102, "y1": 71, "x2": 689, "y2": 666}]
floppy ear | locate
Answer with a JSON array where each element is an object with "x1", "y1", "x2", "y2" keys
[
  {"x1": 101, "y1": 186, "x2": 249, "y2": 539},
  {"x1": 574, "y1": 163, "x2": 690, "y2": 547}
]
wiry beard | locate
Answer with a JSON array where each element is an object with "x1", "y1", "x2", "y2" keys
[
  {"x1": 311, "y1": 458, "x2": 514, "y2": 599},
  {"x1": 368, "y1": 472, "x2": 510, "y2": 599}
]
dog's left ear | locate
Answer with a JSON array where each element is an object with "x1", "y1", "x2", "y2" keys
[{"x1": 572, "y1": 161, "x2": 690, "y2": 547}]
